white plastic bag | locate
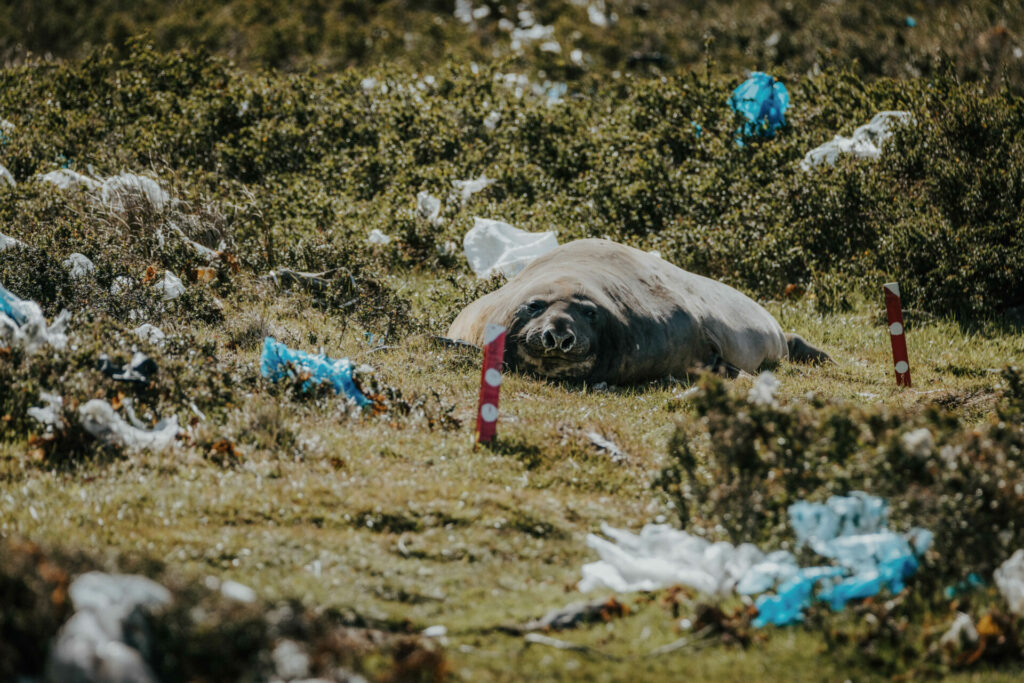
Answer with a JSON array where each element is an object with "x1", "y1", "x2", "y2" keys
[
  {"x1": 463, "y1": 217, "x2": 558, "y2": 279},
  {"x1": 801, "y1": 111, "x2": 914, "y2": 170}
]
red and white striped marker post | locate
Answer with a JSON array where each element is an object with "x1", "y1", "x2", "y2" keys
[
  {"x1": 883, "y1": 282, "x2": 912, "y2": 388},
  {"x1": 475, "y1": 323, "x2": 507, "y2": 444}
]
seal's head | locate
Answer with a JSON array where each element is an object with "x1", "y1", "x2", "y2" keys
[{"x1": 510, "y1": 291, "x2": 602, "y2": 380}]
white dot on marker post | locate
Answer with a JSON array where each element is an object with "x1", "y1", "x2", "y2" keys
[
  {"x1": 485, "y1": 368, "x2": 502, "y2": 387},
  {"x1": 480, "y1": 403, "x2": 498, "y2": 422},
  {"x1": 895, "y1": 361, "x2": 909, "y2": 374},
  {"x1": 888, "y1": 322, "x2": 903, "y2": 336}
]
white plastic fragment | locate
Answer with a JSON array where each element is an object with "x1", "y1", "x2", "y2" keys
[
  {"x1": 367, "y1": 228, "x2": 393, "y2": 245},
  {"x1": 463, "y1": 217, "x2": 559, "y2": 279},
  {"x1": 157, "y1": 270, "x2": 185, "y2": 300},
  {"x1": 166, "y1": 221, "x2": 223, "y2": 261},
  {"x1": 422, "y1": 625, "x2": 448, "y2": 638},
  {"x1": 133, "y1": 323, "x2": 166, "y2": 346},
  {"x1": 0, "y1": 286, "x2": 70, "y2": 352},
  {"x1": 272, "y1": 639, "x2": 311, "y2": 680},
  {"x1": 40, "y1": 168, "x2": 101, "y2": 191},
  {"x1": 0, "y1": 162, "x2": 14, "y2": 188},
  {"x1": 747, "y1": 371, "x2": 780, "y2": 406},
  {"x1": 416, "y1": 191, "x2": 443, "y2": 225},
  {"x1": 900, "y1": 427, "x2": 934, "y2": 458},
  {"x1": 995, "y1": 549, "x2": 1024, "y2": 616},
  {"x1": 101, "y1": 173, "x2": 170, "y2": 212},
  {"x1": 452, "y1": 175, "x2": 495, "y2": 202},
  {"x1": 454, "y1": 0, "x2": 473, "y2": 23},
  {"x1": 939, "y1": 612, "x2": 979, "y2": 650},
  {"x1": 110, "y1": 276, "x2": 134, "y2": 294},
  {"x1": 63, "y1": 253, "x2": 96, "y2": 279},
  {"x1": 78, "y1": 399, "x2": 180, "y2": 451},
  {"x1": 219, "y1": 580, "x2": 257, "y2": 603},
  {"x1": 585, "y1": 431, "x2": 626, "y2": 464},
  {"x1": 0, "y1": 231, "x2": 23, "y2": 251},
  {"x1": 801, "y1": 111, "x2": 914, "y2": 170},
  {"x1": 28, "y1": 392, "x2": 64, "y2": 434}
]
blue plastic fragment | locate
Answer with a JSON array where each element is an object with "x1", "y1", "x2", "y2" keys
[
  {"x1": 728, "y1": 71, "x2": 789, "y2": 143},
  {"x1": 691, "y1": 120, "x2": 703, "y2": 138},
  {"x1": 753, "y1": 566, "x2": 844, "y2": 627},
  {"x1": 260, "y1": 336, "x2": 370, "y2": 406},
  {"x1": 905, "y1": 16, "x2": 916, "y2": 27},
  {"x1": 0, "y1": 283, "x2": 28, "y2": 324}
]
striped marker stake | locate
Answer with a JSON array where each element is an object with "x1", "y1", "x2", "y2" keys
[
  {"x1": 883, "y1": 282, "x2": 912, "y2": 388},
  {"x1": 475, "y1": 324, "x2": 507, "y2": 444}
]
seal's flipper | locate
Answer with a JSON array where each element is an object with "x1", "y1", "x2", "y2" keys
[{"x1": 785, "y1": 334, "x2": 833, "y2": 365}]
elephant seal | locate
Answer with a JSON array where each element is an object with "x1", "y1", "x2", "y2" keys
[{"x1": 446, "y1": 238, "x2": 830, "y2": 384}]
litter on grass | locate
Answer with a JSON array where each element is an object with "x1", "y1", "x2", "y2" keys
[
  {"x1": 78, "y1": 399, "x2": 180, "y2": 451},
  {"x1": 260, "y1": 336, "x2": 371, "y2": 406},
  {"x1": 98, "y1": 351, "x2": 158, "y2": 384},
  {"x1": 463, "y1": 217, "x2": 558, "y2": 279},
  {"x1": 63, "y1": 253, "x2": 96, "y2": 279},
  {"x1": 39, "y1": 168, "x2": 101, "y2": 191},
  {"x1": 101, "y1": 172, "x2": 170, "y2": 212},
  {"x1": 0, "y1": 231, "x2": 22, "y2": 251},
  {"x1": 133, "y1": 323, "x2": 166, "y2": 345},
  {"x1": 728, "y1": 72, "x2": 789, "y2": 142},
  {"x1": 367, "y1": 228, "x2": 393, "y2": 245},
  {"x1": 417, "y1": 191, "x2": 443, "y2": 225},
  {"x1": 157, "y1": 270, "x2": 185, "y2": 300},
  {"x1": 800, "y1": 111, "x2": 913, "y2": 170},
  {"x1": 0, "y1": 162, "x2": 14, "y2": 187},
  {"x1": 28, "y1": 392, "x2": 65, "y2": 435},
  {"x1": 578, "y1": 491, "x2": 931, "y2": 627},
  {"x1": 0, "y1": 282, "x2": 70, "y2": 352},
  {"x1": 453, "y1": 175, "x2": 495, "y2": 202},
  {"x1": 165, "y1": 221, "x2": 223, "y2": 261},
  {"x1": 995, "y1": 549, "x2": 1024, "y2": 616}
]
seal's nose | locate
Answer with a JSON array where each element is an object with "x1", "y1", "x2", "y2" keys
[{"x1": 542, "y1": 328, "x2": 576, "y2": 352}]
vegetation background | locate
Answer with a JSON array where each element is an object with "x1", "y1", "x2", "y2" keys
[{"x1": 1, "y1": 1, "x2": 1024, "y2": 680}]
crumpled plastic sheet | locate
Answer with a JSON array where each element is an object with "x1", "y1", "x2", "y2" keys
[
  {"x1": 452, "y1": 175, "x2": 495, "y2": 202},
  {"x1": 367, "y1": 228, "x2": 392, "y2": 245},
  {"x1": 157, "y1": 270, "x2": 185, "y2": 300},
  {"x1": 164, "y1": 220, "x2": 223, "y2": 261},
  {"x1": 78, "y1": 399, "x2": 180, "y2": 451},
  {"x1": 40, "y1": 168, "x2": 101, "y2": 191},
  {"x1": 578, "y1": 491, "x2": 932, "y2": 628},
  {"x1": 728, "y1": 71, "x2": 789, "y2": 141},
  {"x1": 98, "y1": 351, "x2": 158, "y2": 384},
  {"x1": 417, "y1": 191, "x2": 443, "y2": 225},
  {"x1": 133, "y1": 323, "x2": 166, "y2": 346},
  {"x1": 28, "y1": 391, "x2": 64, "y2": 435},
  {"x1": 995, "y1": 549, "x2": 1024, "y2": 616},
  {"x1": 101, "y1": 173, "x2": 170, "y2": 212},
  {"x1": 260, "y1": 336, "x2": 370, "y2": 406},
  {"x1": 0, "y1": 162, "x2": 15, "y2": 188},
  {"x1": 463, "y1": 217, "x2": 559, "y2": 279},
  {"x1": 800, "y1": 111, "x2": 913, "y2": 170},
  {"x1": 63, "y1": 252, "x2": 96, "y2": 279},
  {"x1": 0, "y1": 282, "x2": 70, "y2": 352},
  {"x1": 0, "y1": 231, "x2": 22, "y2": 251}
]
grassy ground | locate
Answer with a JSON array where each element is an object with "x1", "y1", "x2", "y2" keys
[{"x1": 2, "y1": 282, "x2": 1022, "y2": 678}]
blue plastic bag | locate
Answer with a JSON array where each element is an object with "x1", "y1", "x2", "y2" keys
[
  {"x1": 728, "y1": 72, "x2": 789, "y2": 142},
  {"x1": 0, "y1": 283, "x2": 28, "y2": 324},
  {"x1": 260, "y1": 336, "x2": 370, "y2": 406}
]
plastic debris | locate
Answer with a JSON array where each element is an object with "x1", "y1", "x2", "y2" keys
[
  {"x1": 78, "y1": 399, "x2": 180, "y2": 451},
  {"x1": 0, "y1": 282, "x2": 70, "y2": 352},
  {"x1": 905, "y1": 16, "x2": 917, "y2": 28},
  {"x1": 48, "y1": 572, "x2": 172, "y2": 683},
  {"x1": 101, "y1": 173, "x2": 170, "y2": 212},
  {"x1": 0, "y1": 231, "x2": 22, "y2": 251},
  {"x1": 417, "y1": 191, "x2": 443, "y2": 225},
  {"x1": 133, "y1": 323, "x2": 166, "y2": 346},
  {"x1": 39, "y1": 168, "x2": 101, "y2": 191},
  {"x1": 110, "y1": 276, "x2": 134, "y2": 294},
  {"x1": 746, "y1": 371, "x2": 780, "y2": 406},
  {"x1": 995, "y1": 549, "x2": 1024, "y2": 616},
  {"x1": 28, "y1": 391, "x2": 65, "y2": 435},
  {"x1": 157, "y1": 270, "x2": 185, "y2": 300},
  {"x1": 800, "y1": 111, "x2": 913, "y2": 170},
  {"x1": 453, "y1": 175, "x2": 495, "y2": 202},
  {"x1": 264, "y1": 267, "x2": 342, "y2": 294},
  {"x1": 98, "y1": 351, "x2": 158, "y2": 384},
  {"x1": 939, "y1": 612, "x2": 979, "y2": 650},
  {"x1": 0, "y1": 162, "x2": 14, "y2": 187},
  {"x1": 585, "y1": 431, "x2": 627, "y2": 464},
  {"x1": 579, "y1": 491, "x2": 932, "y2": 628},
  {"x1": 463, "y1": 217, "x2": 559, "y2": 279},
  {"x1": 367, "y1": 228, "x2": 393, "y2": 245},
  {"x1": 260, "y1": 336, "x2": 371, "y2": 406},
  {"x1": 422, "y1": 625, "x2": 448, "y2": 638},
  {"x1": 728, "y1": 72, "x2": 789, "y2": 142},
  {"x1": 63, "y1": 252, "x2": 96, "y2": 279}
]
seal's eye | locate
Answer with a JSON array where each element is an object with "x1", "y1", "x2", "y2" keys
[{"x1": 524, "y1": 300, "x2": 546, "y2": 316}]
